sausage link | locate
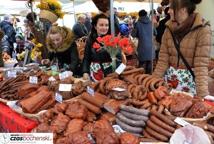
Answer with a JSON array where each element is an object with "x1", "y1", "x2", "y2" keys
[
  {"x1": 150, "y1": 116, "x2": 175, "y2": 133},
  {"x1": 120, "y1": 110, "x2": 149, "y2": 121},
  {"x1": 145, "y1": 127, "x2": 168, "y2": 142},
  {"x1": 150, "y1": 110, "x2": 176, "y2": 126},
  {"x1": 116, "y1": 118, "x2": 143, "y2": 134},
  {"x1": 120, "y1": 105, "x2": 149, "y2": 116},
  {"x1": 116, "y1": 113, "x2": 146, "y2": 127},
  {"x1": 147, "y1": 120, "x2": 172, "y2": 137}
]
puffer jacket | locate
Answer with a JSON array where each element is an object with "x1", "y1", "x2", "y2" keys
[
  {"x1": 46, "y1": 27, "x2": 79, "y2": 74},
  {"x1": 153, "y1": 13, "x2": 212, "y2": 97}
]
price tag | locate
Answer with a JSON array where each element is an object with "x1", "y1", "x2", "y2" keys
[
  {"x1": 7, "y1": 71, "x2": 17, "y2": 78},
  {"x1": 87, "y1": 86, "x2": 95, "y2": 96},
  {"x1": 55, "y1": 93, "x2": 63, "y2": 103},
  {"x1": 7, "y1": 101, "x2": 19, "y2": 109},
  {"x1": 59, "y1": 71, "x2": 73, "y2": 80},
  {"x1": 115, "y1": 63, "x2": 126, "y2": 75},
  {"x1": 113, "y1": 125, "x2": 125, "y2": 134},
  {"x1": 112, "y1": 87, "x2": 126, "y2": 91},
  {"x1": 59, "y1": 84, "x2": 72, "y2": 92},
  {"x1": 174, "y1": 117, "x2": 191, "y2": 127},
  {"x1": 29, "y1": 76, "x2": 38, "y2": 84},
  {"x1": 48, "y1": 76, "x2": 56, "y2": 81}
]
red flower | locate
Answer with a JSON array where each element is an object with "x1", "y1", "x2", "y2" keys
[
  {"x1": 97, "y1": 37, "x2": 103, "y2": 43},
  {"x1": 93, "y1": 42, "x2": 101, "y2": 50},
  {"x1": 119, "y1": 38, "x2": 129, "y2": 48}
]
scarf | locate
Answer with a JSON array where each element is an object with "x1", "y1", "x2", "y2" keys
[{"x1": 173, "y1": 13, "x2": 196, "y2": 42}]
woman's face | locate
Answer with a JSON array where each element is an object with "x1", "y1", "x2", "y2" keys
[
  {"x1": 95, "y1": 18, "x2": 109, "y2": 36},
  {"x1": 50, "y1": 33, "x2": 63, "y2": 48},
  {"x1": 169, "y1": 4, "x2": 188, "y2": 24}
]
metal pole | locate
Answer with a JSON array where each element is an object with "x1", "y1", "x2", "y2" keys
[
  {"x1": 110, "y1": 0, "x2": 115, "y2": 36},
  {"x1": 150, "y1": 0, "x2": 154, "y2": 74}
]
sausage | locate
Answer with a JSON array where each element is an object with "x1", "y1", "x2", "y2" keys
[
  {"x1": 138, "y1": 74, "x2": 150, "y2": 85},
  {"x1": 121, "y1": 68, "x2": 144, "y2": 75},
  {"x1": 145, "y1": 77, "x2": 157, "y2": 90},
  {"x1": 150, "y1": 116, "x2": 175, "y2": 133},
  {"x1": 142, "y1": 130, "x2": 157, "y2": 140},
  {"x1": 120, "y1": 105, "x2": 149, "y2": 116},
  {"x1": 147, "y1": 92, "x2": 157, "y2": 104},
  {"x1": 150, "y1": 78, "x2": 163, "y2": 91},
  {"x1": 116, "y1": 118, "x2": 143, "y2": 133},
  {"x1": 150, "y1": 110, "x2": 176, "y2": 126},
  {"x1": 146, "y1": 120, "x2": 173, "y2": 137},
  {"x1": 157, "y1": 105, "x2": 164, "y2": 113},
  {"x1": 141, "y1": 101, "x2": 152, "y2": 109},
  {"x1": 145, "y1": 127, "x2": 168, "y2": 142},
  {"x1": 140, "y1": 137, "x2": 159, "y2": 142},
  {"x1": 129, "y1": 99, "x2": 146, "y2": 107},
  {"x1": 151, "y1": 105, "x2": 158, "y2": 111},
  {"x1": 81, "y1": 92, "x2": 106, "y2": 108},
  {"x1": 142, "y1": 75, "x2": 154, "y2": 88},
  {"x1": 78, "y1": 99, "x2": 101, "y2": 114},
  {"x1": 116, "y1": 113, "x2": 146, "y2": 127},
  {"x1": 120, "y1": 110, "x2": 149, "y2": 121}
]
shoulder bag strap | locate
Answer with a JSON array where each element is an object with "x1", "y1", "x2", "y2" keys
[{"x1": 168, "y1": 28, "x2": 195, "y2": 81}]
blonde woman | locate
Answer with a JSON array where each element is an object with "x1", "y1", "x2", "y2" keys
[{"x1": 43, "y1": 26, "x2": 79, "y2": 73}]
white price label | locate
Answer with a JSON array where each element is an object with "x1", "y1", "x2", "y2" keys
[
  {"x1": 59, "y1": 71, "x2": 73, "y2": 80},
  {"x1": 48, "y1": 76, "x2": 56, "y2": 81},
  {"x1": 7, "y1": 71, "x2": 17, "y2": 78},
  {"x1": 29, "y1": 76, "x2": 38, "y2": 84},
  {"x1": 113, "y1": 125, "x2": 125, "y2": 134},
  {"x1": 115, "y1": 63, "x2": 126, "y2": 75},
  {"x1": 174, "y1": 117, "x2": 191, "y2": 127},
  {"x1": 87, "y1": 86, "x2": 95, "y2": 96},
  {"x1": 55, "y1": 93, "x2": 63, "y2": 103},
  {"x1": 59, "y1": 84, "x2": 72, "y2": 92},
  {"x1": 112, "y1": 87, "x2": 126, "y2": 91},
  {"x1": 7, "y1": 101, "x2": 19, "y2": 109}
]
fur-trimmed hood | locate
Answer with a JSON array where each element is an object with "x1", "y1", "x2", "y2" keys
[{"x1": 46, "y1": 27, "x2": 75, "y2": 53}]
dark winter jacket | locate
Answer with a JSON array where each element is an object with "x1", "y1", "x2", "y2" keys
[
  {"x1": 156, "y1": 15, "x2": 170, "y2": 44},
  {"x1": 72, "y1": 22, "x2": 88, "y2": 39},
  {"x1": 46, "y1": 27, "x2": 79, "y2": 73},
  {"x1": 132, "y1": 16, "x2": 155, "y2": 62},
  {"x1": 0, "y1": 20, "x2": 16, "y2": 55},
  {"x1": 0, "y1": 29, "x2": 4, "y2": 67}
]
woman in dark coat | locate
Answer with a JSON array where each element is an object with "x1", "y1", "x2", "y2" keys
[
  {"x1": 44, "y1": 26, "x2": 79, "y2": 74},
  {"x1": 132, "y1": 9, "x2": 155, "y2": 74},
  {"x1": 82, "y1": 13, "x2": 121, "y2": 81}
]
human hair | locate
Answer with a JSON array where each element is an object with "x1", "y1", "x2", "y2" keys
[
  {"x1": 139, "y1": 9, "x2": 147, "y2": 17},
  {"x1": 26, "y1": 12, "x2": 37, "y2": 23},
  {"x1": 89, "y1": 13, "x2": 109, "y2": 42},
  {"x1": 164, "y1": 7, "x2": 170, "y2": 16},
  {"x1": 77, "y1": 14, "x2": 86, "y2": 21},
  {"x1": 171, "y1": 0, "x2": 202, "y2": 15}
]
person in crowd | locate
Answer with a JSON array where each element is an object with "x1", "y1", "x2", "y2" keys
[
  {"x1": 132, "y1": 9, "x2": 155, "y2": 74},
  {"x1": 155, "y1": 7, "x2": 170, "y2": 59},
  {"x1": 73, "y1": 14, "x2": 88, "y2": 39},
  {"x1": 0, "y1": 15, "x2": 16, "y2": 56},
  {"x1": 15, "y1": 33, "x2": 25, "y2": 54},
  {"x1": 0, "y1": 29, "x2": 4, "y2": 67},
  {"x1": 82, "y1": 13, "x2": 121, "y2": 81},
  {"x1": 42, "y1": 25, "x2": 79, "y2": 74},
  {"x1": 153, "y1": 0, "x2": 211, "y2": 97},
  {"x1": 84, "y1": 12, "x2": 92, "y2": 33}
]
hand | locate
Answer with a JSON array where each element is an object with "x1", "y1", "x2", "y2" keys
[
  {"x1": 83, "y1": 73, "x2": 90, "y2": 80},
  {"x1": 41, "y1": 59, "x2": 50, "y2": 66}
]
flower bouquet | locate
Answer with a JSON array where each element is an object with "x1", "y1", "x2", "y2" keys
[{"x1": 93, "y1": 35, "x2": 133, "y2": 70}]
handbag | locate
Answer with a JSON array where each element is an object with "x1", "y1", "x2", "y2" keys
[{"x1": 168, "y1": 29, "x2": 195, "y2": 81}]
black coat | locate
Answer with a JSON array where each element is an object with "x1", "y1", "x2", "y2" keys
[
  {"x1": 46, "y1": 27, "x2": 79, "y2": 74},
  {"x1": 72, "y1": 22, "x2": 88, "y2": 39},
  {"x1": 156, "y1": 15, "x2": 170, "y2": 44}
]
